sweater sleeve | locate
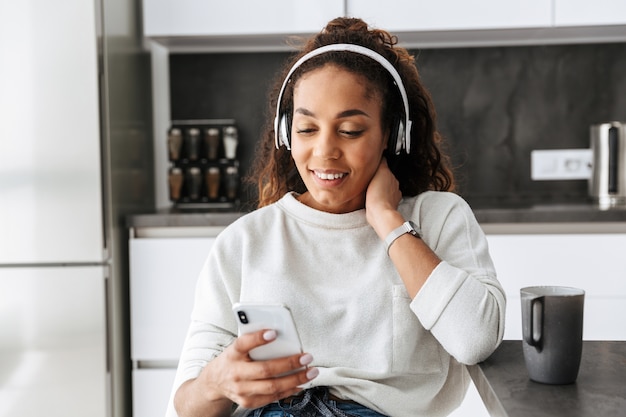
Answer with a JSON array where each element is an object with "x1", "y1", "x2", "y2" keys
[{"x1": 409, "y1": 193, "x2": 506, "y2": 365}]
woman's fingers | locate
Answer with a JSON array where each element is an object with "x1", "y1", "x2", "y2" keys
[
  {"x1": 229, "y1": 366, "x2": 318, "y2": 409},
  {"x1": 230, "y1": 329, "x2": 278, "y2": 357},
  {"x1": 214, "y1": 329, "x2": 319, "y2": 409}
]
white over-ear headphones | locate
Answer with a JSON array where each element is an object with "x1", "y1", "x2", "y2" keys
[{"x1": 273, "y1": 43, "x2": 413, "y2": 154}]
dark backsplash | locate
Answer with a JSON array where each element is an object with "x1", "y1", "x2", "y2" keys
[{"x1": 170, "y1": 42, "x2": 626, "y2": 208}]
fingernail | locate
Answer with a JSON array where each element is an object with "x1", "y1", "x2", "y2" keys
[
  {"x1": 306, "y1": 367, "x2": 319, "y2": 380},
  {"x1": 299, "y1": 353, "x2": 314, "y2": 366},
  {"x1": 263, "y1": 330, "x2": 277, "y2": 341}
]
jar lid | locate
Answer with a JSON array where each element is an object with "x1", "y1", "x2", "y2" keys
[{"x1": 223, "y1": 126, "x2": 237, "y2": 136}]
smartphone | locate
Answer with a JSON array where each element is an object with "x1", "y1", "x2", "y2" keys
[{"x1": 232, "y1": 303, "x2": 303, "y2": 361}]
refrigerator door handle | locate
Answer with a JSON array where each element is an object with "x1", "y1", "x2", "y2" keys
[
  {"x1": 134, "y1": 360, "x2": 179, "y2": 370},
  {"x1": 105, "y1": 270, "x2": 111, "y2": 374}
]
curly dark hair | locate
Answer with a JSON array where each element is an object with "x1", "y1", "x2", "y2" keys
[{"x1": 247, "y1": 17, "x2": 455, "y2": 208}]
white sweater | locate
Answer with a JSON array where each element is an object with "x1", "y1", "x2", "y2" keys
[{"x1": 166, "y1": 191, "x2": 505, "y2": 417}]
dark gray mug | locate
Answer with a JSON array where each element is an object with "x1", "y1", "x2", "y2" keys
[{"x1": 521, "y1": 286, "x2": 585, "y2": 384}]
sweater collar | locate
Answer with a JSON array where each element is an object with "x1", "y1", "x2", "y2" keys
[{"x1": 277, "y1": 192, "x2": 369, "y2": 229}]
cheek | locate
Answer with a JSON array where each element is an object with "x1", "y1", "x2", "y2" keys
[
  {"x1": 359, "y1": 139, "x2": 386, "y2": 162},
  {"x1": 289, "y1": 145, "x2": 308, "y2": 172},
  {"x1": 351, "y1": 148, "x2": 384, "y2": 177}
]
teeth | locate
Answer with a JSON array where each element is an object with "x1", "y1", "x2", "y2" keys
[{"x1": 316, "y1": 172, "x2": 345, "y2": 180}]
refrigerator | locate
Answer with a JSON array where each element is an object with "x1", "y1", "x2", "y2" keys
[{"x1": 0, "y1": 1, "x2": 153, "y2": 416}]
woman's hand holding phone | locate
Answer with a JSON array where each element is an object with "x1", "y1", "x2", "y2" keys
[{"x1": 176, "y1": 328, "x2": 318, "y2": 415}]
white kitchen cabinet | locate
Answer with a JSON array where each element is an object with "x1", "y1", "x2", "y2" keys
[
  {"x1": 129, "y1": 233, "x2": 219, "y2": 417},
  {"x1": 142, "y1": 0, "x2": 344, "y2": 37},
  {"x1": 347, "y1": 0, "x2": 552, "y2": 32},
  {"x1": 486, "y1": 233, "x2": 626, "y2": 341},
  {"x1": 141, "y1": 0, "x2": 626, "y2": 50},
  {"x1": 129, "y1": 235, "x2": 216, "y2": 361},
  {"x1": 555, "y1": 0, "x2": 626, "y2": 27},
  {"x1": 132, "y1": 369, "x2": 177, "y2": 417}
]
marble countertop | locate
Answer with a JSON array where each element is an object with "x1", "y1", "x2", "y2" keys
[{"x1": 468, "y1": 340, "x2": 626, "y2": 417}]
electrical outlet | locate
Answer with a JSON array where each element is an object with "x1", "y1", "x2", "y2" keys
[{"x1": 531, "y1": 149, "x2": 593, "y2": 181}]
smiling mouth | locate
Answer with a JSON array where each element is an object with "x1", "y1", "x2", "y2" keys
[{"x1": 314, "y1": 171, "x2": 346, "y2": 180}]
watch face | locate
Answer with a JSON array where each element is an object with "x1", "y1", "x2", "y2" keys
[{"x1": 407, "y1": 221, "x2": 420, "y2": 237}]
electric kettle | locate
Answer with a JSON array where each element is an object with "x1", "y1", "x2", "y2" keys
[{"x1": 589, "y1": 122, "x2": 626, "y2": 208}]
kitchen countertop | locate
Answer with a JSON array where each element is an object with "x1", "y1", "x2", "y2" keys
[
  {"x1": 470, "y1": 202, "x2": 626, "y2": 224},
  {"x1": 467, "y1": 340, "x2": 626, "y2": 417},
  {"x1": 127, "y1": 209, "x2": 246, "y2": 228},
  {"x1": 126, "y1": 200, "x2": 626, "y2": 232}
]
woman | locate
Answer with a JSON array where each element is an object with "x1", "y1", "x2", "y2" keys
[{"x1": 168, "y1": 17, "x2": 505, "y2": 417}]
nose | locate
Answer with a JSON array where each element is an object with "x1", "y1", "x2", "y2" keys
[{"x1": 312, "y1": 129, "x2": 340, "y2": 159}]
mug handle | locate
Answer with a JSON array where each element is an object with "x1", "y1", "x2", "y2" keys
[{"x1": 522, "y1": 296, "x2": 544, "y2": 347}]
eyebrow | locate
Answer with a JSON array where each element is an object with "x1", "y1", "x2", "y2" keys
[{"x1": 294, "y1": 107, "x2": 371, "y2": 119}]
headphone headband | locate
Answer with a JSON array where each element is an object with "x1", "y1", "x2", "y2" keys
[{"x1": 273, "y1": 43, "x2": 412, "y2": 154}]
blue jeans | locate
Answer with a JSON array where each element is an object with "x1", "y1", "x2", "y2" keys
[
  {"x1": 246, "y1": 387, "x2": 388, "y2": 417},
  {"x1": 249, "y1": 402, "x2": 387, "y2": 417}
]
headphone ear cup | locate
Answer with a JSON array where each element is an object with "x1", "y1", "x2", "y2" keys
[
  {"x1": 395, "y1": 120, "x2": 405, "y2": 154},
  {"x1": 387, "y1": 118, "x2": 405, "y2": 155},
  {"x1": 278, "y1": 112, "x2": 292, "y2": 150}
]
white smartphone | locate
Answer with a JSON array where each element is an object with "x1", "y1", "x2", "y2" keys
[{"x1": 232, "y1": 303, "x2": 303, "y2": 361}]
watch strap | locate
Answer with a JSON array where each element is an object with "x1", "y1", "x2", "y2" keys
[{"x1": 384, "y1": 221, "x2": 420, "y2": 254}]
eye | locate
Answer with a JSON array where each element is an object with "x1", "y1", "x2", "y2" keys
[
  {"x1": 295, "y1": 127, "x2": 317, "y2": 136},
  {"x1": 338, "y1": 120, "x2": 366, "y2": 138},
  {"x1": 339, "y1": 129, "x2": 364, "y2": 138}
]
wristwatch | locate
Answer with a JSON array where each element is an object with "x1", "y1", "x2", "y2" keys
[{"x1": 384, "y1": 220, "x2": 421, "y2": 254}]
